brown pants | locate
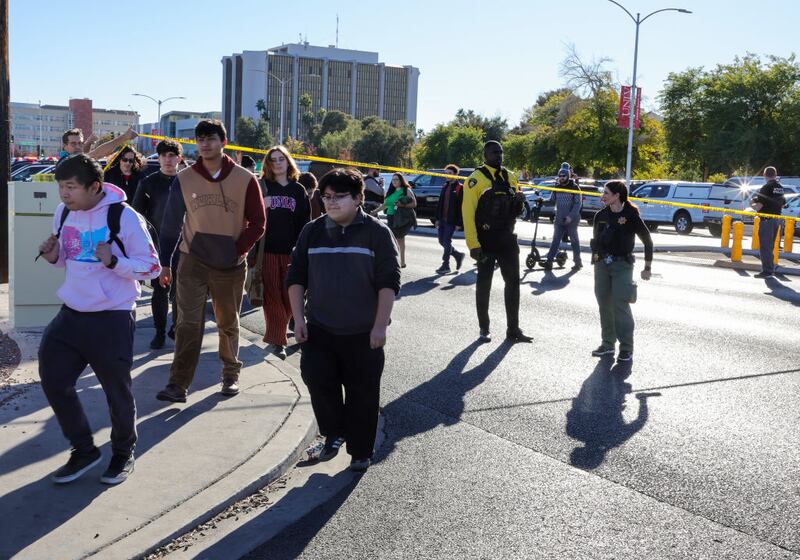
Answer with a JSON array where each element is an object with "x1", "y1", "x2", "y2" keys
[
  {"x1": 169, "y1": 252, "x2": 246, "y2": 389},
  {"x1": 262, "y1": 253, "x2": 292, "y2": 346}
]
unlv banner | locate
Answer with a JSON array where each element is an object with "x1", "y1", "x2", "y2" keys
[{"x1": 618, "y1": 85, "x2": 642, "y2": 130}]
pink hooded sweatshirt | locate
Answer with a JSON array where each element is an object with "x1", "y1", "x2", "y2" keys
[{"x1": 52, "y1": 183, "x2": 161, "y2": 311}]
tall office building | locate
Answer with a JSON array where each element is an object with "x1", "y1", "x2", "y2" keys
[{"x1": 221, "y1": 43, "x2": 419, "y2": 143}]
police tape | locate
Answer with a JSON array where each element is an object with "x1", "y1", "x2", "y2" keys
[{"x1": 136, "y1": 133, "x2": 791, "y2": 222}]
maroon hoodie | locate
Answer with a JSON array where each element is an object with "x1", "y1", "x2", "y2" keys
[{"x1": 159, "y1": 154, "x2": 266, "y2": 269}]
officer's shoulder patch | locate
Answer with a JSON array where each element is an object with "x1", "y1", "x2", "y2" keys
[{"x1": 468, "y1": 178, "x2": 478, "y2": 188}]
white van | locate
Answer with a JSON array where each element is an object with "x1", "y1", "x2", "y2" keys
[
  {"x1": 631, "y1": 181, "x2": 715, "y2": 235},
  {"x1": 703, "y1": 182, "x2": 799, "y2": 234}
]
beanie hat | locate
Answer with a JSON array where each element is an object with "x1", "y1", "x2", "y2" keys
[{"x1": 557, "y1": 162, "x2": 571, "y2": 177}]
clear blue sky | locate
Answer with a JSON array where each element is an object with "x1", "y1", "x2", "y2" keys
[{"x1": 9, "y1": 0, "x2": 800, "y2": 133}]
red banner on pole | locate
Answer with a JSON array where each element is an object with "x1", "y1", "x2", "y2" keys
[{"x1": 617, "y1": 86, "x2": 642, "y2": 130}]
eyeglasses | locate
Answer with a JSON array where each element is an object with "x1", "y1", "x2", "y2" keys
[
  {"x1": 321, "y1": 193, "x2": 352, "y2": 204},
  {"x1": 121, "y1": 158, "x2": 135, "y2": 163},
  {"x1": 558, "y1": 174, "x2": 568, "y2": 178}
]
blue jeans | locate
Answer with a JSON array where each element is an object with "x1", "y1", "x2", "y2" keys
[
  {"x1": 437, "y1": 222, "x2": 461, "y2": 264},
  {"x1": 758, "y1": 218, "x2": 781, "y2": 274},
  {"x1": 546, "y1": 219, "x2": 582, "y2": 264}
]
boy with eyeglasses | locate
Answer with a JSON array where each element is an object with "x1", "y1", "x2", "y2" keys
[{"x1": 287, "y1": 168, "x2": 400, "y2": 472}]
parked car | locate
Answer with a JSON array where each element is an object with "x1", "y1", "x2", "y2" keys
[
  {"x1": 630, "y1": 181, "x2": 716, "y2": 235},
  {"x1": 408, "y1": 168, "x2": 474, "y2": 224},
  {"x1": 534, "y1": 179, "x2": 602, "y2": 224},
  {"x1": 11, "y1": 163, "x2": 55, "y2": 182},
  {"x1": 781, "y1": 195, "x2": 800, "y2": 236}
]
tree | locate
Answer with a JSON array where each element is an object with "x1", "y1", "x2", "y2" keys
[
  {"x1": 298, "y1": 93, "x2": 315, "y2": 143},
  {"x1": 414, "y1": 124, "x2": 483, "y2": 169},
  {"x1": 452, "y1": 108, "x2": 508, "y2": 142},
  {"x1": 320, "y1": 110, "x2": 350, "y2": 137},
  {"x1": 352, "y1": 119, "x2": 415, "y2": 166},
  {"x1": 318, "y1": 120, "x2": 362, "y2": 159},
  {"x1": 235, "y1": 116, "x2": 273, "y2": 150},
  {"x1": 255, "y1": 99, "x2": 269, "y2": 122},
  {"x1": 660, "y1": 54, "x2": 800, "y2": 178}
]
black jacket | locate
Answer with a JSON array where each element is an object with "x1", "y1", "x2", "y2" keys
[
  {"x1": 286, "y1": 209, "x2": 400, "y2": 335},
  {"x1": 132, "y1": 171, "x2": 175, "y2": 238},
  {"x1": 435, "y1": 180, "x2": 463, "y2": 226},
  {"x1": 753, "y1": 179, "x2": 785, "y2": 216},
  {"x1": 105, "y1": 166, "x2": 143, "y2": 202}
]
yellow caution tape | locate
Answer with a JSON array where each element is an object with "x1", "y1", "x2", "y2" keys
[{"x1": 136, "y1": 133, "x2": 792, "y2": 221}]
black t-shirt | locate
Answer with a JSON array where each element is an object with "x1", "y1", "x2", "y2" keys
[
  {"x1": 261, "y1": 179, "x2": 311, "y2": 254},
  {"x1": 754, "y1": 180, "x2": 785, "y2": 216},
  {"x1": 592, "y1": 202, "x2": 653, "y2": 262}
]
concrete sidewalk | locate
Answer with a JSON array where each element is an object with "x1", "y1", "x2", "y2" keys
[{"x1": 0, "y1": 287, "x2": 316, "y2": 559}]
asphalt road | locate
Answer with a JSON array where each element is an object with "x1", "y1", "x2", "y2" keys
[{"x1": 242, "y1": 231, "x2": 800, "y2": 560}]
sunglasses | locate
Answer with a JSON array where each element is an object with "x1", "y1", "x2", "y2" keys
[
  {"x1": 121, "y1": 158, "x2": 135, "y2": 163},
  {"x1": 558, "y1": 174, "x2": 568, "y2": 178}
]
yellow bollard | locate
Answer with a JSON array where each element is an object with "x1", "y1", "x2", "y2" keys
[
  {"x1": 751, "y1": 216, "x2": 760, "y2": 250},
  {"x1": 731, "y1": 221, "x2": 743, "y2": 262},
  {"x1": 784, "y1": 218, "x2": 795, "y2": 254},
  {"x1": 774, "y1": 225, "x2": 781, "y2": 265},
  {"x1": 721, "y1": 215, "x2": 732, "y2": 248}
]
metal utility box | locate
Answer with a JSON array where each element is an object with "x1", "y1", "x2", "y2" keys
[{"x1": 9, "y1": 181, "x2": 65, "y2": 328}]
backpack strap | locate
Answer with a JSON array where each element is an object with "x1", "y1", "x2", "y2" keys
[
  {"x1": 56, "y1": 206, "x2": 71, "y2": 239},
  {"x1": 476, "y1": 166, "x2": 493, "y2": 182},
  {"x1": 106, "y1": 202, "x2": 128, "y2": 258}
]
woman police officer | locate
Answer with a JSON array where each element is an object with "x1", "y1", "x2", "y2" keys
[{"x1": 590, "y1": 180, "x2": 653, "y2": 362}]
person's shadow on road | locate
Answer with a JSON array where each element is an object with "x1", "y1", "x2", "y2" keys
[
  {"x1": 566, "y1": 358, "x2": 660, "y2": 470},
  {"x1": 764, "y1": 276, "x2": 800, "y2": 307},
  {"x1": 375, "y1": 340, "x2": 514, "y2": 464},
  {"x1": 522, "y1": 267, "x2": 580, "y2": 296}
]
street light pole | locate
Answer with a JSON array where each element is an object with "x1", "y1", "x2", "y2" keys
[
  {"x1": 607, "y1": 1, "x2": 691, "y2": 186},
  {"x1": 249, "y1": 69, "x2": 288, "y2": 145},
  {"x1": 131, "y1": 93, "x2": 186, "y2": 137}
]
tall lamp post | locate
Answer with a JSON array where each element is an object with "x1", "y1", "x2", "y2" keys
[
  {"x1": 250, "y1": 69, "x2": 288, "y2": 145},
  {"x1": 131, "y1": 93, "x2": 186, "y2": 138},
  {"x1": 607, "y1": 0, "x2": 691, "y2": 186}
]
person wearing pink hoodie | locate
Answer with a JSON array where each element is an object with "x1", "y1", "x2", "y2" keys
[{"x1": 37, "y1": 154, "x2": 161, "y2": 485}]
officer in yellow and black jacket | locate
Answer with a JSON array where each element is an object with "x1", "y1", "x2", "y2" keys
[{"x1": 462, "y1": 141, "x2": 533, "y2": 343}]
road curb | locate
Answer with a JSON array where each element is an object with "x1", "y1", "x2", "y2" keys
[{"x1": 93, "y1": 328, "x2": 317, "y2": 560}]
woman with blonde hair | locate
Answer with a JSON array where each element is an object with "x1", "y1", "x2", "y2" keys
[{"x1": 259, "y1": 146, "x2": 311, "y2": 359}]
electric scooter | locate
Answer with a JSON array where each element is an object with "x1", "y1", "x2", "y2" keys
[{"x1": 525, "y1": 197, "x2": 567, "y2": 270}]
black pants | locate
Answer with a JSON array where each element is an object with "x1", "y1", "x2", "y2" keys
[
  {"x1": 476, "y1": 243, "x2": 520, "y2": 333},
  {"x1": 151, "y1": 251, "x2": 179, "y2": 333},
  {"x1": 39, "y1": 306, "x2": 137, "y2": 456},
  {"x1": 300, "y1": 324, "x2": 384, "y2": 459}
]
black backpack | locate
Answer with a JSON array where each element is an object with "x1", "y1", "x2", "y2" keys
[
  {"x1": 474, "y1": 166, "x2": 522, "y2": 251},
  {"x1": 57, "y1": 202, "x2": 156, "y2": 258}
]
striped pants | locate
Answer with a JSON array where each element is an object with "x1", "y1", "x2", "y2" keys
[{"x1": 262, "y1": 252, "x2": 292, "y2": 346}]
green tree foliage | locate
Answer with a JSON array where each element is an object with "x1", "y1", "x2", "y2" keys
[
  {"x1": 318, "y1": 120, "x2": 363, "y2": 159},
  {"x1": 453, "y1": 109, "x2": 508, "y2": 141},
  {"x1": 660, "y1": 54, "x2": 800, "y2": 178},
  {"x1": 352, "y1": 120, "x2": 416, "y2": 166},
  {"x1": 414, "y1": 124, "x2": 484, "y2": 169},
  {"x1": 235, "y1": 116, "x2": 274, "y2": 150}
]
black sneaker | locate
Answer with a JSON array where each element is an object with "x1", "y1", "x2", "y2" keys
[
  {"x1": 319, "y1": 436, "x2": 346, "y2": 461},
  {"x1": 220, "y1": 380, "x2": 240, "y2": 396},
  {"x1": 150, "y1": 332, "x2": 165, "y2": 350},
  {"x1": 754, "y1": 272, "x2": 774, "y2": 279},
  {"x1": 506, "y1": 329, "x2": 533, "y2": 343},
  {"x1": 478, "y1": 329, "x2": 492, "y2": 343},
  {"x1": 617, "y1": 350, "x2": 633, "y2": 362},
  {"x1": 542, "y1": 260, "x2": 553, "y2": 271},
  {"x1": 156, "y1": 383, "x2": 187, "y2": 403},
  {"x1": 349, "y1": 457, "x2": 371, "y2": 472},
  {"x1": 571, "y1": 263, "x2": 583, "y2": 271},
  {"x1": 52, "y1": 447, "x2": 102, "y2": 484},
  {"x1": 435, "y1": 264, "x2": 451, "y2": 274},
  {"x1": 591, "y1": 346, "x2": 615, "y2": 357},
  {"x1": 273, "y1": 345, "x2": 287, "y2": 360},
  {"x1": 167, "y1": 326, "x2": 176, "y2": 340},
  {"x1": 100, "y1": 454, "x2": 135, "y2": 485},
  {"x1": 454, "y1": 251, "x2": 465, "y2": 270}
]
